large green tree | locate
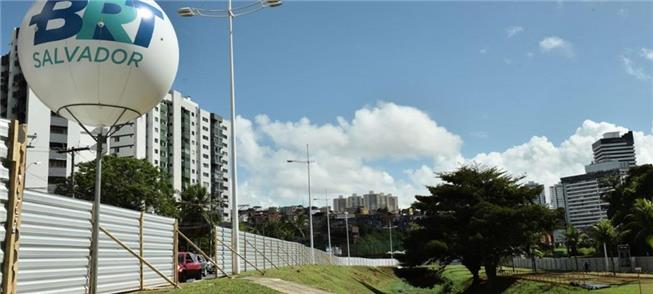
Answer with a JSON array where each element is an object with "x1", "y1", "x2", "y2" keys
[
  {"x1": 55, "y1": 155, "x2": 177, "y2": 217},
  {"x1": 401, "y1": 166, "x2": 562, "y2": 284}
]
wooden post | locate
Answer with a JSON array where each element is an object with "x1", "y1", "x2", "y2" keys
[
  {"x1": 173, "y1": 220, "x2": 179, "y2": 284},
  {"x1": 100, "y1": 226, "x2": 178, "y2": 288},
  {"x1": 139, "y1": 211, "x2": 144, "y2": 290},
  {"x1": 244, "y1": 239, "x2": 278, "y2": 270},
  {"x1": 2, "y1": 121, "x2": 28, "y2": 294}
]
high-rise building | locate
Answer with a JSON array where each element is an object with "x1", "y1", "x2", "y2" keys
[
  {"x1": 549, "y1": 183, "x2": 565, "y2": 210},
  {"x1": 1, "y1": 28, "x2": 83, "y2": 193},
  {"x1": 101, "y1": 90, "x2": 231, "y2": 220},
  {"x1": 561, "y1": 169, "x2": 618, "y2": 228},
  {"x1": 559, "y1": 131, "x2": 635, "y2": 229},
  {"x1": 334, "y1": 191, "x2": 399, "y2": 213},
  {"x1": 333, "y1": 196, "x2": 347, "y2": 212},
  {"x1": 592, "y1": 131, "x2": 636, "y2": 167},
  {"x1": 525, "y1": 181, "x2": 547, "y2": 206}
]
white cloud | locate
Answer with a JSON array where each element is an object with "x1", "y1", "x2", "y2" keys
[
  {"x1": 527, "y1": 52, "x2": 535, "y2": 58},
  {"x1": 641, "y1": 48, "x2": 653, "y2": 61},
  {"x1": 503, "y1": 58, "x2": 512, "y2": 65},
  {"x1": 618, "y1": 8, "x2": 629, "y2": 17},
  {"x1": 468, "y1": 120, "x2": 653, "y2": 202},
  {"x1": 506, "y1": 26, "x2": 524, "y2": 38},
  {"x1": 480, "y1": 48, "x2": 488, "y2": 54},
  {"x1": 234, "y1": 102, "x2": 461, "y2": 208},
  {"x1": 234, "y1": 102, "x2": 653, "y2": 209},
  {"x1": 539, "y1": 36, "x2": 575, "y2": 58},
  {"x1": 622, "y1": 55, "x2": 652, "y2": 81}
]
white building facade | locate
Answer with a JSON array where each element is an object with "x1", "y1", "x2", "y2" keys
[{"x1": 100, "y1": 91, "x2": 231, "y2": 220}]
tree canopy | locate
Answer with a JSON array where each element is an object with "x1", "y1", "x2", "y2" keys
[
  {"x1": 401, "y1": 165, "x2": 562, "y2": 284},
  {"x1": 55, "y1": 155, "x2": 177, "y2": 217},
  {"x1": 604, "y1": 164, "x2": 653, "y2": 255}
]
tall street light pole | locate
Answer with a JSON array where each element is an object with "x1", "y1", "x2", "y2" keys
[
  {"x1": 288, "y1": 144, "x2": 315, "y2": 264},
  {"x1": 178, "y1": 0, "x2": 282, "y2": 275},
  {"x1": 315, "y1": 190, "x2": 332, "y2": 263}
]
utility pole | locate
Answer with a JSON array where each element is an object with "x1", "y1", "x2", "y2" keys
[
  {"x1": 385, "y1": 220, "x2": 398, "y2": 259},
  {"x1": 57, "y1": 146, "x2": 90, "y2": 198}
]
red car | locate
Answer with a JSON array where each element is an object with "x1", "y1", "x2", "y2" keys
[{"x1": 177, "y1": 252, "x2": 202, "y2": 282}]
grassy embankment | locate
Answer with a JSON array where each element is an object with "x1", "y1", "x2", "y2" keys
[{"x1": 139, "y1": 264, "x2": 647, "y2": 294}]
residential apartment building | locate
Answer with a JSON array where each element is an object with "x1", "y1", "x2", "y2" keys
[
  {"x1": 333, "y1": 191, "x2": 399, "y2": 213},
  {"x1": 105, "y1": 90, "x2": 231, "y2": 220},
  {"x1": 1, "y1": 28, "x2": 82, "y2": 193}
]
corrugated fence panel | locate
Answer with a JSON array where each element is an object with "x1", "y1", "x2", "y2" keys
[
  {"x1": 15, "y1": 190, "x2": 174, "y2": 294},
  {"x1": 142, "y1": 213, "x2": 174, "y2": 289},
  {"x1": 98, "y1": 206, "x2": 141, "y2": 293},
  {"x1": 17, "y1": 190, "x2": 93, "y2": 294}
]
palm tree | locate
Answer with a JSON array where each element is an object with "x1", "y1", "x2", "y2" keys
[
  {"x1": 625, "y1": 198, "x2": 653, "y2": 252},
  {"x1": 565, "y1": 226, "x2": 580, "y2": 256},
  {"x1": 178, "y1": 184, "x2": 221, "y2": 252},
  {"x1": 590, "y1": 219, "x2": 619, "y2": 272}
]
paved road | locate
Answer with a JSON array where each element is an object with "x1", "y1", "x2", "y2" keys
[{"x1": 244, "y1": 277, "x2": 332, "y2": 294}]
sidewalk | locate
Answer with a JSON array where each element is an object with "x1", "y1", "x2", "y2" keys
[{"x1": 243, "y1": 277, "x2": 332, "y2": 294}]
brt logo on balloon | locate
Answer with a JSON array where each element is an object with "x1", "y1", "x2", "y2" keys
[{"x1": 28, "y1": 0, "x2": 164, "y2": 69}]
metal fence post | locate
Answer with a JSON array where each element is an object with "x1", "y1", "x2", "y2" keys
[
  {"x1": 139, "y1": 211, "x2": 144, "y2": 290},
  {"x1": 173, "y1": 220, "x2": 179, "y2": 284}
]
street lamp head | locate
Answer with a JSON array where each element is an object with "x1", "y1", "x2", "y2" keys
[
  {"x1": 263, "y1": 0, "x2": 283, "y2": 8},
  {"x1": 177, "y1": 7, "x2": 196, "y2": 17},
  {"x1": 287, "y1": 160, "x2": 294, "y2": 163}
]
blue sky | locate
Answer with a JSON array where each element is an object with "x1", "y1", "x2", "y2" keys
[{"x1": 2, "y1": 1, "x2": 653, "y2": 207}]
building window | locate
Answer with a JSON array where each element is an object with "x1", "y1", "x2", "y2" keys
[
  {"x1": 202, "y1": 135, "x2": 209, "y2": 140},
  {"x1": 155, "y1": 127, "x2": 158, "y2": 132},
  {"x1": 49, "y1": 160, "x2": 66, "y2": 167},
  {"x1": 50, "y1": 126, "x2": 67, "y2": 134},
  {"x1": 203, "y1": 154, "x2": 209, "y2": 159},
  {"x1": 154, "y1": 160, "x2": 158, "y2": 164},
  {"x1": 154, "y1": 149, "x2": 158, "y2": 154},
  {"x1": 202, "y1": 145, "x2": 209, "y2": 150},
  {"x1": 154, "y1": 138, "x2": 158, "y2": 143},
  {"x1": 114, "y1": 136, "x2": 120, "y2": 142},
  {"x1": 202, "y1": 126, "x2": 209, "y2": 131},
  {"x1": 202, "y1": 117, "x2": 209, "y2": 122}
]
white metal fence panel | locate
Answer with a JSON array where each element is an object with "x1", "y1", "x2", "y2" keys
[
  {"x1": 16, "y1": 190, "x2": 174, "y2": 294},
  {"x1": 142, "y1": 213, "x2": 175, "y2": 289},
  {"x1": 510, "y1": 256, "x2": 653, "y2": 273},
  {"x1": 17, "y1": 190, "x2": 92, "y2": 294},
  {"x1": 213, "y1": 225, "x2": 398, "y2": 276}
]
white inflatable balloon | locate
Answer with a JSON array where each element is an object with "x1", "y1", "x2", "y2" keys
[{"x1": 17, "y1": 0, "x2": 179, "y2": 127}]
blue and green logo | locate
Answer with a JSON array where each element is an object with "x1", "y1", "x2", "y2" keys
[{"x1": 28, "y1": 0, "x2": 164, "y2": 69}]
